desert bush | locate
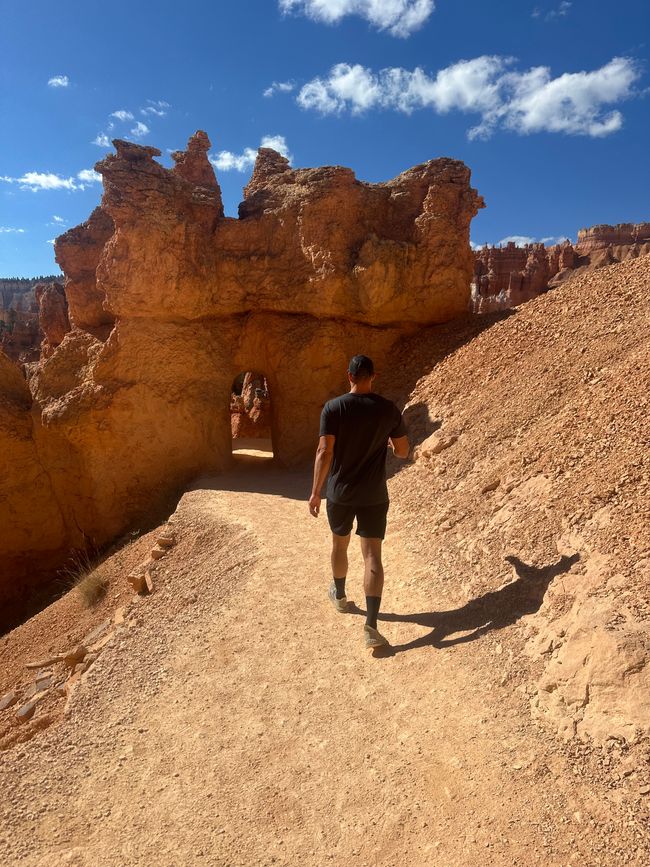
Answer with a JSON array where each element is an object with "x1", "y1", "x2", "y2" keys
[{"x1": 63, "y1": 554, "x2": 109, "y2": 607}]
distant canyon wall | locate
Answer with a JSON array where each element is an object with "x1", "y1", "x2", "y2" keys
[{"x1": 473, "y1": 223, "x2": 650, "y2": 312}]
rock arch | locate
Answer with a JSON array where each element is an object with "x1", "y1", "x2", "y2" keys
[{"x1": 0, "y1": 130, "x2": 483, "y2": 619}]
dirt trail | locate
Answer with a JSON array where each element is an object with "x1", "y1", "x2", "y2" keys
[{"x1": 0, "y1": 456, "x2": 645, "y2": 866}]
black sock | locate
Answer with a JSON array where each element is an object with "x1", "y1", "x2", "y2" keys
[
  {"x1": 334, "y1": 577, "x2": 346, "y2": 599},
  {"x1": 366, "y1": 596, "x2": 381, "y2": 629}
]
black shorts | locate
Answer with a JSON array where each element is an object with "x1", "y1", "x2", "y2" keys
[{"x1": 326, "y1": 501, "x2": 389, "y2": 540}]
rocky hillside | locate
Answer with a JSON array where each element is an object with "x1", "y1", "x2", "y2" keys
[{"x1": 387, "y1": 254, "x2": 649, "y2": 744}]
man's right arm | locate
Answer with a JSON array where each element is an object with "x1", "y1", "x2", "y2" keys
[{"x1": 390, "y1": 435, "x2": 410, "y2": 459}]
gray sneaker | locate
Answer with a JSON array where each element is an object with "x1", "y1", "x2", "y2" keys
[
  {"x1": 364, "y1": 625, "x2": 388, "y2": 648},
  {"x1": 328, "y1": 581, "x2": 348, "y2": 613}
]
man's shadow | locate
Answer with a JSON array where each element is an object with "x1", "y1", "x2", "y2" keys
[{"x1": 350, "y1": 554, "x2": 579, "y2": 655}]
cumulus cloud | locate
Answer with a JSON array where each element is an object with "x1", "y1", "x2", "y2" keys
[
  {"x1": 297, "y1": 56, "x2": 640, "y2": 139},
  {"x1": 0, "y1": 172, "x2": 77, "y2": 192},
  {"x1": 279, "y1": 0, "x2": 434, "y2": 37},
  {"x1": 130, "y1": 121, "x2": 149, "y2": 138},
  {"x1": 93, "y1": 133, "x2": 112, "y2": 147},
  {"x1": 263, "y1": 80, "x2": 296, "y2": 98},
  {"x1": 77, "y1": 169, "x2": 102, "y2": 187},
  {"x1": 0, "y1": 226, "x2": 26, "y2": 234},
  {"x1": 210, "y1": 135, "x2": 293, "y2": 172},
  {"x1": 48, "y1": 75, "x2": 69, "y2": 88},
  {"x1": 0, "y1": 169, "x2": 102, "y2": 193},
  {"x1": 141, "y1": 100, "x2": 170, "y2": 117},
  {"x1": 111, "y1": 109, "x2": 134, "y2": 121},
  {"x1": 52, "y1": 215, "x2": 65, "y2": 224}
]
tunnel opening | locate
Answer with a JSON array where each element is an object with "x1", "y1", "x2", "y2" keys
[{"x1": 230, "y1": 371, "x2": 274, "y2": 461}]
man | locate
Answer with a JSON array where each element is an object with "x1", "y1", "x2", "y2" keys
[{"x1": 309, "y1": 355, "x2": 409, "y2": 648}]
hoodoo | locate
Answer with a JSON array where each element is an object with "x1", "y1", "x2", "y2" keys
[{"x1": 0, "y1": 131, "x2": 483, "y2": 622}]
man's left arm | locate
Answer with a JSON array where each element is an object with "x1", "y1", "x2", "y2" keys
[{"x1": 309, "y1": 435, "x2": 335, "y2": 517}]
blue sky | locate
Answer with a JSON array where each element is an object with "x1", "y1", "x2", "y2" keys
[{"x1": 1, "y1": 0, "x2": 648, "y2": 276}]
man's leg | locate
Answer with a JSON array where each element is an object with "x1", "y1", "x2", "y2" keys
[
  {"x1": 331, "y1": 532, "x2": 351, "y2": 599},
  {"x1": 360, "y1": 537, "x2": 384, "y2": 628}
]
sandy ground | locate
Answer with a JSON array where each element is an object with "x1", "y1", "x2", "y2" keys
[{"x1": 0, "y1": 454, "x2": 648, "y2": 866}]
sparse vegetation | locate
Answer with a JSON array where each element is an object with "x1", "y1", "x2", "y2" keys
[{"x1": 63, "y1": 554, "x2": 110, "y2": 607}]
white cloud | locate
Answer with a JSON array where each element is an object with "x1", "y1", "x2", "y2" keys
[
  {"x1": 279, "y1": 0, "x2": 434, "y2": 37},
  {"x1": 298, "y1": 56, "x2": 640, "y2": 139},
  {"x1": 0, "y1": 172, "x2": 77, "y2": 192},
  {"x1": 141, "y1": 100, "x2": 170, "y2": 117},
  {"x1": 1, "y1": 169, "x2": 102, "y2": 193},
  {"x1": 93, "y1": 133, "x2": 112, "y2": 147},
  {"x1": 130, "y1": 121, "x2": 150, "y2": 138},
  {"x1": 264, "y1": 80, "x2": 296, "y2": 98},
  {"x1": 541, "y1": 235, "x2": 570, "y2": 245},
  {"x1": 47, "y1": 239, "x2": 55, "y2": 245},
  {"x1": 0, "y1": 226, "x2": 26, "y2": 234},
  {"x1": 499, "y1": 235, "x2": 537, "y2": 246},
  {"x1": 111, "y1": 109, "x2": 134, "y2": 121},
  {"x1": 48, "y1": 75, "x2": 69, "y2": 88},
  {"x1": 77, "y1": 169, "x2": 102, "y2": 188},
  {"x1": 545, "y1": 1, "x2": 572, "y2": 20},
  {"x1": 210, "y1": 135, "x2": 293, "y2": 172},
  {"x1": 52, "y1": 215, "x2": 65, "y2": 223}
]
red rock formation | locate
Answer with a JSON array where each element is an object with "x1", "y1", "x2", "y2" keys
[
  {"x1": 0, "y1": 352, "x2": 70, "y2": 618},
  {"x1": 576, "y1": 222, "x2": 650, "y2": 254},
  {"x1": 0, "y1": 287, "x2": 40, "y2": 363},
  {"x1": 55, "y1": 207, "x2": 115, "y2": 334},
  {"x1": 35, "y1": 282, "x2": 70, "y2": 358},
  {"x1": 231, "y1": 372, "x2": 271, "y2": 439},
  {"x1": 0, "y1": 130, "x2": 483, "y2": 620},
  {"x1": 473, "y1": 223, "x2": 649, "y2": 312}
]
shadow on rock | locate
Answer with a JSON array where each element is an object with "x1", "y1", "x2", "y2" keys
[{"x1": 351, "y1": 553, "x2": 579, "y2": 656}]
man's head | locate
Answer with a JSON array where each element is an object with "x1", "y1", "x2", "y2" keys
[{"x1": 347, "y1": 355, "x2": 375, "y2": 385}]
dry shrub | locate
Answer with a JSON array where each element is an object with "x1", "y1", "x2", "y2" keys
[{"x1": 63, "y1": 554, "x2": 109, "y2": 607}]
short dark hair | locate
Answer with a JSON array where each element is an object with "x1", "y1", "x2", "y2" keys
[{"x1": 348, "y1": 354, "x2": 374, "y2": 379}]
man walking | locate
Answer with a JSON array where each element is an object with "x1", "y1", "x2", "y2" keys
[{"x1": 309, "y1": 355, "x2": 409, "y2": 648}]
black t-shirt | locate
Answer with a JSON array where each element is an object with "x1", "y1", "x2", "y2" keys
[{"x1": 319, "y1": 392, "x2": 407, "y2": 506}]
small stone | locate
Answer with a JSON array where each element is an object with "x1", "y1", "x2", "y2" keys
[
  {"x1": 144, "y1": 569, "x2": 154, "y2": 593},
  {"x1": 82, "y1": 619, "x2": 111, "y2": 646},
  {"x1": 113, "y1": 607, "x2": 126, "y2": 625},
  {"x1": 81, "y1": 653, "x2": 97, "y2": 672},
  {"x1": 481, "y1": 479, "x2": 500, "y2": 494},
  {"x1": 150, "y1": 546, "x2": 166, "y2": 560},
  {"x1": 0, "y1": 690, "x2": 18, "y2": 711},
  {"x1": 25, "y1": 655, "x2": 64, "y2": 670},
  {"x1": 34, "y1": 674, "x2": 54, "y2": 693},
  {"x1": 63, "y1": 645, "x2": 88, "y2": 668},
  {"x1": 16, "y1": 700, "x2": 37, "y2": 723},
  {"x1": 128, "y1": 572, "x2": 147, "y2": 593},
  {"x1": 639, "y1": 785, "x2": 650, "y2": 795},
  {"x1": 156, "y1": 534, "x2": 176, "y2": 549}
]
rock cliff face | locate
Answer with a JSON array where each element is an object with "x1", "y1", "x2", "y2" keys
[
  {"x1": 0, "y1": 285, "x2": 40, "y2": 363},
  {"x1": 0, "y1": 130, "x2": 483, "y2": 623},
  {"x1": 0, "y1": 278, "x2": 66, "y2": 363},
  {"x1": 576, "y1": 222, "x2": 650, "y2": 254},
  {"x1": 231, "y1": 372, "x2": 271, "y2": 440},
  {"x1": 473, "y1": 223, "x2": 650, "y2": 312}
]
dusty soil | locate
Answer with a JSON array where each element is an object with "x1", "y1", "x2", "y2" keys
[
  {"x1": 0, "y1": 451, "x2": 648, "y2": 865},
  {"x1": 1, "y1": 257, "x2": 648, "y2": 865}
]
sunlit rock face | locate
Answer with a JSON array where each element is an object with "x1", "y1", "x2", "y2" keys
[
  {"x1": 0, "y1": 130, "x2": 483, "y2": 617},
  {"x1": 473, "y1": 223, "x2": 650, "y2": 313}
]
